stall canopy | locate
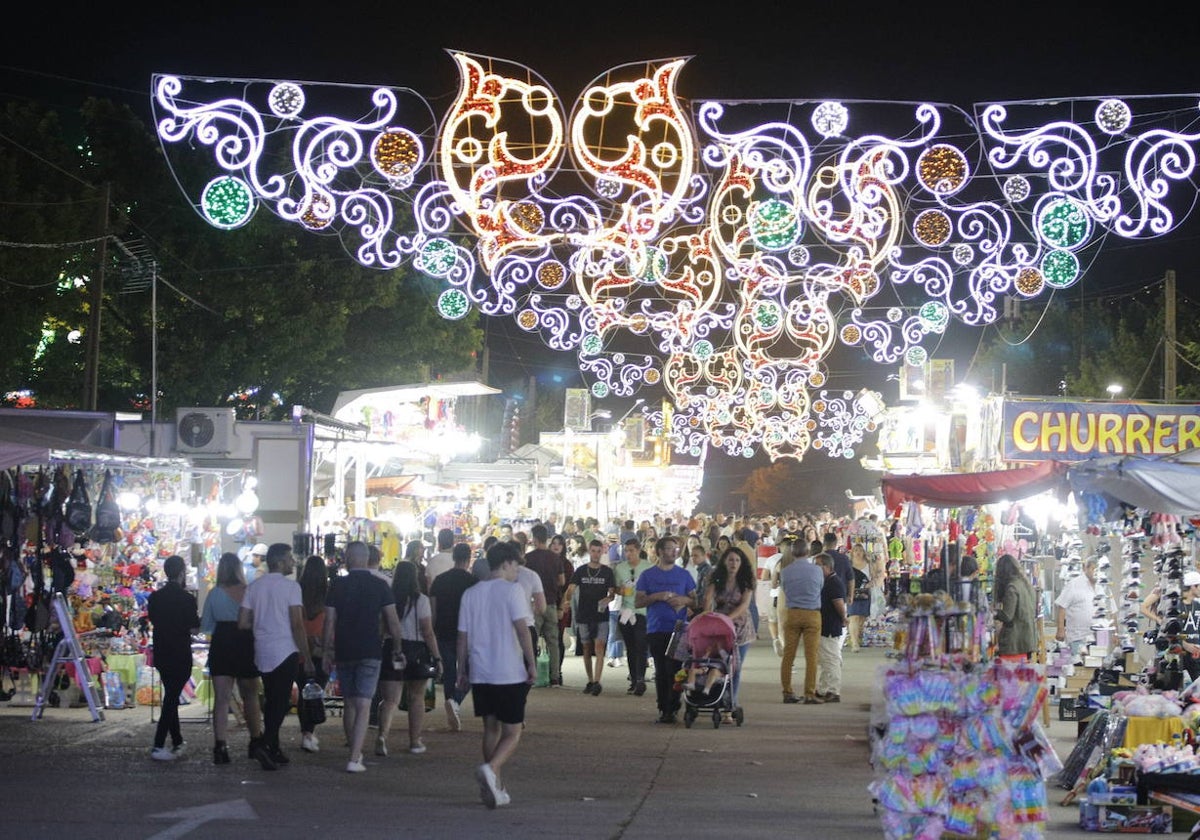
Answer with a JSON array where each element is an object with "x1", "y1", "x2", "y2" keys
[
  {"x1": 0, "y1": 426, "x2": 186, "y2": 471},
  {"x1": 882, "y1": 460, "x2": 1068, "y2": 510},
  {"x1": 1067, "y1": 449, "x2": 1200, "y2": 516}
]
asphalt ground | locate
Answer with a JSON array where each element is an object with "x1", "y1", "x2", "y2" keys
[{"x1": 0, "y1": 637, "x2": 1107, "y2": 839}]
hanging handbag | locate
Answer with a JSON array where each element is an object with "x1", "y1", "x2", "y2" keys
[
  {"x1": 65, "y1": 469, "x2": 92, "y2": 534},
  {"x1": 91, "y1": 470, "x2": 120, "y2": 544}
]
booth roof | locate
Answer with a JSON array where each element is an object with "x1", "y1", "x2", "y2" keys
[
  {"x1": 331, "y1": 381, "x2": 500, "y2": 422},
  {"x1": 881, "y1": 461, "x2": 1068, "y2": 510},
  {"x1": 0, "y1": 426, "x2": 188, "y2": 471},
  {"x1": 1066, "y1": 449, "x2": 1200, "y2": 516}
]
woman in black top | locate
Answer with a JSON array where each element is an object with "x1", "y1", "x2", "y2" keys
[{"x1": 147, "y1": 554, "x2": 199, "y2": 760}]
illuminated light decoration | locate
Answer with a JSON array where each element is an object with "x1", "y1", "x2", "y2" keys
[
  {"x1": 201, "y1": 175, "x2": 255, "y2": 229},
  {"x1": 913, "y1": 209, "x2": 952, "y2": 246},
  {"x1": 1037, "y1": 195, "x2": 1091, "y2": 249},
  {"x1": 268, "y1": 83, "x2": 305, "y2": 118},
  {"x1": 1014, "y1": 266, "x2": 1045, "y2": 297},
  {"x1": 1003, "y1": 175, "x2": 1031, "y2": 203},
  {"x1": 748, "y1": 198, "x2": 800, "y2": 251},
  {"x1": 918, "y1": 301, "x2": 950, "y2": 333},
  {"x1": 916, "y1": 144, "x2": 968, "y2": 195},
  {"x1": 517, "y1": 309, "x2": 539, "y2": 331},
  {"x1": 371, "y1": 128, "x2": 423, "y2": 187},
  {"x1": 155, "y1": 66, "x2": 1200, "y2": 463},
  {"x1": 415, "y1": 238, "x2": 457, "y2": 277},
  {"x1": 436, "y1": 288, "x2": 470, "y2": 320},
  {"x1": 754, "y1": 301, "x2": 782, "y2": 331},
  {"x1": 811, "y1": 102, "x2": 848, "y2": 137},
  {"x1": 591, "y1": 382, "x2": 610, "y2": 398},
  {"x1": 1041, "y1": 249, "x2": 1081, "y2": 288},
  {"x1": 1095, "y1": 99, "x2": 1132, "y2": 135},
  {"x1": 905, "y1": 346, "x2": 928, "y2": 366},
  {"x1": 537, "y1": 260, "x2": 566, "y2": 289},
  {"x1": 580, "y1": 333, "x2": 602, "y2": 355}
]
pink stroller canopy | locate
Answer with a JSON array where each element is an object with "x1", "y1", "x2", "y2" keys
[{"x1": 686, "y1": 611, "x2": 736, "y2": 654}]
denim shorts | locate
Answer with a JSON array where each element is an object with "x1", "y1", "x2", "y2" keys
[
  {"x1": 336, "y1": 659, "x2": 382, "y2": 699},
  {"x1": 575, "y1": 620, "x2": 609, "y2": 644}
]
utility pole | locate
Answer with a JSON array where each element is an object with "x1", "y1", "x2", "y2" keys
[
  {"x1": 1165, "y1": 269, "x2": 1177, "y2": 402},
  {"x1": 84, "y1": 182, "x2": 110, "y2": 410}
]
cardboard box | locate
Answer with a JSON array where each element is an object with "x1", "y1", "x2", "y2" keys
[
  {"x1": 1096, "y1": 804, "x2": 1174, "y2": 832},
  {"x1": 1090, "y1": 788, "x2": 1139, "y2": 807}
]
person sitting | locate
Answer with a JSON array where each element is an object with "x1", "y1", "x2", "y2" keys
[{"x1": 684, "y1": 642, "x2": 730, "y2": 694}]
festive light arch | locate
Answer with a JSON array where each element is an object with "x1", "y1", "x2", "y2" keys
[{"x1": 152, "y1": 58, "x2": 1200, "y2": 462}]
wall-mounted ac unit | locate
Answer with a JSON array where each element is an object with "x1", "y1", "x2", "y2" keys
[{"x1": 175, "y1": 407, "x2": 236, "y2": 454}]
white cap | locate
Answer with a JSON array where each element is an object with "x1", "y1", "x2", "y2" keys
[
  {"x1": 251, "y1": 543, "x2": 269, "y2": 556},
  {"x1": 1184, "y1": 571, "x2": 1200, "y2": 588}
]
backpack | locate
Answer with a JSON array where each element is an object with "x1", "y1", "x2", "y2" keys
[
  {"x1": 91, "y1": 470, "x2": 120, "y2": 544},
  {"x1": 65, "y1": 469, "x2": 92, "y2": 534}
]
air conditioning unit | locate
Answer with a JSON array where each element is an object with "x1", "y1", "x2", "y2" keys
[{"x1": 175, "y1": 407, "x2": 236, "y2": 454}]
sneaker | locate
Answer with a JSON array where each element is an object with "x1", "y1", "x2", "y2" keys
[
  {"x1": 212, "y1": 744, "x2": 231, "y2": 765},
  {"x1": 346, "y1": 758, "x2": 366, "y2": 773},
  {"x1": 446, "y1": 699, "x2": 462, "y2": 732},
  {"x1": 802, "y1": 695, "x2": 825, "y2": 705},
  {"x1": 821, "y1": 693, "x2": 841, "y2": 703},
  {"x1": 375, "y1": 736, "x2": 388, "y2": 757},
  {"x1": 591, "y1": 683, "x2": 602, "y2": 696},
  {"x1": 171, "y1": 741, "x2": 187, "y2": 757},
  {"x1": 583, "y1": 682, "x2": 597, "y2": 694},
  {"x1": 301, "y1": 733, "x2": 319, "y2": 753},
  {"x1": 410, "y1": 742, "x2": 427, "y2": 754},
  {"x1": 150, "y1": 746, "x2": 176, "y2": 761},
  {"x1": 655, "y1": 711, "x2": 678, "y2": 724},
  {"x1": 633, "y1": 681, "x2": 646, "y2": 696},
  {"x1": 626, "y1": 683, "x2": 636, "y2": 695},
  {"x1": 268, "y1": 748, "x2": 289, "y2": 766},
  {"x1": 782, "y1": 693, "x2": 802, "y2": 704},
  {"x1": 476, "y1": 762, "x2": 501, "y2": 809},
  {"x1": 496, "y1": 788, "x2": 512, "y2": 807}
]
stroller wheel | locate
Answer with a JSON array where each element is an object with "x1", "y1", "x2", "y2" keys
[
  {"x1": 712, "y1": 710, "x2": 721, "y2": 729},
  {"x1": 684, "y1": 712, "x2": 695, "y2": 729},
  {"x1": 734, "y1": 706, "x2": 744, "y2": 726}
]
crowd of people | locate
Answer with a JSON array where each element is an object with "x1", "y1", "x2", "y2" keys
[{"x1": 147, "y1": 509, "x2": 893, "y2": 809}]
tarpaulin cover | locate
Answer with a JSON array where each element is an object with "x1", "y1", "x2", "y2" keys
[
  {"x1": 882, "y1": 460, "x2": 1067, "y2": 510},
  {"x1": 1067, "y1": 451, "x2": 1200, "y2": 516}
]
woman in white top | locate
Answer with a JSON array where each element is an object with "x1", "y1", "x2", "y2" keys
[{"x1": 378, "y1": 561, "x2": 442, "y2": 755}]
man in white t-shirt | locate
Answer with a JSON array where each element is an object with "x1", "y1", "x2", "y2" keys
[
  {"x1": 425, "y1": 528, "x2": 456, "y2": 585},
  {"x1": 239, "y1": 543, "x2": 314, "y2": 770},
  {"x1": 457, "y1": 541, "x2": 536, "y2": 809},
  {"x1": 1055, "y1": 558, "x2": 1097, "y2": 657}
]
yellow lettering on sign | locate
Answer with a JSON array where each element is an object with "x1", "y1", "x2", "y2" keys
[
  {"x1": 1068, "y1": 413, "x2": 1096, "y2": 453},
  {"x1": 1097, "y1": 413, "x2": 1124, "y2": 454},
  {"x1": 1040, "y1": 411, "x2": 1068, "y2": 452},
  {"x1": 1012, "y1": 411, "x2": 1039, "y2": 453},
  {"x1": 1180, "y1": 415, "x2": 1200, "y2": 453},
  {"x1": 1126, "y1": 413, "x2": 1151, "y2": 454},
  {"x1": 1153, "y1": 414, "x2": 1175, "y2": 453}
]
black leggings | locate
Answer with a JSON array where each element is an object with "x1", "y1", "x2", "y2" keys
[{"x1": 154, "y1": 666, "x2": 190, "y2": 749}]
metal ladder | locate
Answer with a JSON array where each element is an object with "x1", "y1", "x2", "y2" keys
[{"x1": 32, "y1": 592, "x2": 105, "y2": 722}]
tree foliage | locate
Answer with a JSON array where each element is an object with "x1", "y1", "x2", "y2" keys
[{"x1": 0, "y1": 98, "x2": 481, "y2": 418}]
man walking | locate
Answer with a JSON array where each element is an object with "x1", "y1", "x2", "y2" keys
[
  {"x1": 636, "y1": 535, "x2": 695, "y2": 724},
  {"x1": 815, "y1": 553, "x2": 847, "y2": 702},
  {"x1": 524, "y1": 523, "x2": 565, "y2": 687},
  {"x1": 321, "y1": 541, "x2": 404, "y2": 773},
  {"x1": 457, "y1": 541, "x2": 536, "y2": 809},
  {"x1": 778, "y1": 539, "x2": 824, "y2": 704},
  {"x1": 561, "y1": 539, "x2": 616, "y2": 695},
  {"x1": 613, "y1": 538, "x2": 648, "y2": 695},
  {"x1": 426, "y1": 528, "x2": 457, "y2": 585},
  {"x1": 239, "y1": 543, "x2": 315, "y2": 769},
  {"x1": 430, "y1": 542, "x2": 477, "y2": 731},
  {"x1": 1055, "y1": 558, "x2": 1097, "y2": 658}
]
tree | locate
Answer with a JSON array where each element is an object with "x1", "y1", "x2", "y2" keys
[{"x1": 0, "y1": 98, "x2": 482, "y2": 417}]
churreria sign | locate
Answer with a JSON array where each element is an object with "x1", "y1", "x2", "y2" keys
[{"x1": 1002, "y1": 400, "x2": 1200, "y2": 461}]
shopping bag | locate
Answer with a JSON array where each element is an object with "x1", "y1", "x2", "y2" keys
[{"x1": 535, "y1": 649, "x2": 550, "y2": 687}]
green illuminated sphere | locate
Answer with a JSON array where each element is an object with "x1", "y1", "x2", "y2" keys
[
  {"x1": 201, "y1": 176, "x2": 254, "y2": 229},
  {"x1": 580, "y1": 334, "x2": 602, "y2": 356},
  {"x1": 1041, "y1": 249, "x2": 1080, "y2": 288},
  {"x1": 749, "y1": 199, "x2": 799, "y2": 251},
  {"x1": 591, "y1": 382, "x2": 609, "y2": 398},
  {"x1": 417, "y1": 238, "x2": 457, "y2": 277},
  {"x1": 1038, "y1": 197, "x2": 1090, "y2": 250},
  {"x1": 436, "y1": 288, "x2": 470, "y2": 320}
]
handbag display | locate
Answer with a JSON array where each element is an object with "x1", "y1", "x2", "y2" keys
[
  {"x1": 65, "y1": 470, "x2": 92, "y2": 534},
  {"x1": 91, "y1": 470, "x2": 120, "y2": 544}
]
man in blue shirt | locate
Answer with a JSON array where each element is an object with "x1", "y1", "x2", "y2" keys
[
  {"x1": 635, "y1": 535, "x2": 695, "y2": 724},
  {"x1": 779, "y1": 540, "x2": 824, "y2": 704}
]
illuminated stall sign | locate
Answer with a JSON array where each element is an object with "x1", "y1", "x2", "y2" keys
[{"x1": 1002, "y1": 400, "x2": 1200, "y2": 461}]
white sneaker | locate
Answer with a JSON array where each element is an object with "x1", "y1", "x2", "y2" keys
[
  {"x1": 410, "y1": 742, "x2": 427, "y2": 754},
  {"x1": 150, "y1": 747, "x2": 176, "y2": 761},
  {"x1": 446, "y1": 698, "x2": 462, "y2": 732},
  {"x1": 346, "y1": 759, "x2": 366, "y2": 773},
  {"x1": 374, "y1": 736, "x2": 388, "y2": 756},
  {"x1": 301, "y1": 733, "x2": 319, "y2": 753},
  {"x1": 171, "y1": 741, "x2": 187, "y2": 757},
  {"x1": 476, "y1": 762, "x2": 500, "y2": 809},
  {"x1": 496, "y1": 788, "x2": 511, "y2": 807}
]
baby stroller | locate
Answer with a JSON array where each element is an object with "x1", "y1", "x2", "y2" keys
[{"x1": 679, "y1": 611, "x2": 743, "y2": 728}]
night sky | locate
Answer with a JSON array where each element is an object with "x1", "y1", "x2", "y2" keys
[{"x1": 4, "y1": 4, "x2": 1200, "y2": 513}]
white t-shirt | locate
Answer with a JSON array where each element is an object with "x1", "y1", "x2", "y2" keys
[
  {"x1": 458, "y1": 578, "x2": 533, "y2": 685},
  {"x1": 425, "y1": 551, "x2": 454, "y2": 584},
  {"x1": 1055, "y1": 575, "x2": 1097, "y2": 643},
  {"x1": 397, "y1": 593, "x2": 432, "y2": 642},
  {"x1": 243, "y1": 572, "x2": 302, "y2": 672},
  {"x1": 515, "y1": 566, "x2": 543, "y2": 625}
]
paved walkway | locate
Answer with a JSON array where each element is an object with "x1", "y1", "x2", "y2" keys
[{"x1": 0, "y1": 638, "x2": 1097, "y2": 838}]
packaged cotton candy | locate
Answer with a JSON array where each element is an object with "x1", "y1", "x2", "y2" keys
[{"x1": 1120, "y1": 691, "x2": 1183, "y2": 718}]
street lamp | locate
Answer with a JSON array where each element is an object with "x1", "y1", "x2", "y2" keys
[
  {"x1": 1106, "y1": 383, "x2": 1123, "y2": 400},
  {"x1": 615, "y1": 397, "x2": 646, "y2": 425}
]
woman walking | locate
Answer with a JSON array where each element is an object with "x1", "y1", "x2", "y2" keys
[
  {"x1": 378, "y1": 562, "x2": 442, "y2": 755},
  {"x1": 294, "y1": 555, "x2": 328, "y2": 753},
  {"x1": 847, "y1": 545, "x2": 872, "y2": 652},
  {"x1": 200, "y1": 552, "x2": 261, "y2": 764},
  {"x1": 993, "y1": 553, "x2": 1038, "y2": 660},
  {"x1": 704, "y1": 546, "x2": 757, "y2": 708}
]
